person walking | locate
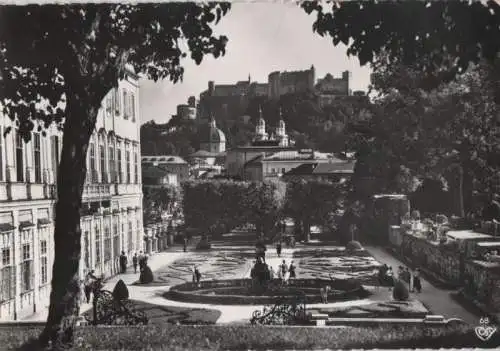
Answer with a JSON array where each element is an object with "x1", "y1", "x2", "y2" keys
[
  {"x1": 387, "y1": 266, "x2": 394, "y2": 290},
  {"x1": 132, "y1": 253, "x2": 138, "y2": 273},
  {"x1": 280, "y1": 260, "x2": 288, "y2": 283},
  {"x1": 194, "y1": 266, "x2": 202, "y2": 287},
  {"x1": 119, "y1": 251, "x2": 128, "y2": 274},
  {"x1": 183, "y1": 236, "x2": 188, "y2": 252},
  {"x1": 276, "y1": 241, "x2": 282, "y2": 258},
  {"x1": 138, "y1": 251, "x2": 146, "y2": 272},
  {"x1": 84, "y1": 270, "x2": 98, "y2": 303},
  {"x1": 288, "y1": 260, "x2": 296, "y2": 279},
  {"x1": 413, "y1": 268, "x2": 422, "y2": 293}
]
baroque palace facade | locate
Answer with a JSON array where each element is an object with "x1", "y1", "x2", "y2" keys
[{"x1": 0, "y1": 69, "x2": 143, "y2": 321}]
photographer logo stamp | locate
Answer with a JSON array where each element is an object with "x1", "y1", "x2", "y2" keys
[{"x1": 475, "y1": 317, "x2": 497, "y2": 342}]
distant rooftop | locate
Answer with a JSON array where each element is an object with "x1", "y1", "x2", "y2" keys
[
  {"x1": 189, "y1": 150, "x2": 226, "y2": 158},
  {"x1": 141, "y1": 155, "x2": 187, "y2": 164},
  {"x1": 284, "y1": 161, "x2": 356, "y2": 176}
]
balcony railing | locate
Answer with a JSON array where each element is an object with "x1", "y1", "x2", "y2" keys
[{"x1": 82, "y1": 183, "x2": 112, "y2": 200}]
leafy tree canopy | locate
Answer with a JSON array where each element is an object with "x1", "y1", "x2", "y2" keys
[
  {"x1": 0, "y1": 3, "x2": 230, "y2": 140},
  {"x1": 301, "y1": 0, "x2": 500, "y2": 82}
]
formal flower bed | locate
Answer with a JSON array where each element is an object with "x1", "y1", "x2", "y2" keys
[{"x1": 81, "y1": 300, "x2": 221, "y2": 325}]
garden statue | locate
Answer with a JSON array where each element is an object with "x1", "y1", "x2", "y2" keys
[
  {"x1": 250, "y1": 257, "x2": 271, "y2": 291},
  {"x1": 255, "y1": 240, "x2": 267, "y2": 261}
]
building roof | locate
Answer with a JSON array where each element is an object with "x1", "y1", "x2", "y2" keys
[
  {"x1": 284, "y1": 161, "x2": 356, "y2": 176},
  {"x1": 263, "y1": 150, "x2": 334, "y2": 161},
  {"x1": 141, "y1": 155, "x2": 188, "y2": 164},
  {"x1": 190, "y1": 149, "x2": 226, "y2": 158}
]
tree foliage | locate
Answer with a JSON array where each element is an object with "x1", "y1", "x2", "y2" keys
[
  {"x1": 182, "y1": 180, "x2": 285, "y2": 238},
  {"x1": 302, "y1": 0, "x2": 500, "y2": 82},
  {"x1": 0, "y1": 3, "x2": 231, "y2": 347},
  {"x1": 348, "y1": 61, "x2": 500, "y2": 217},
  {"x1": 284, "y1": 178, "x2": 346, "y2": 240},
  {"x1": 143, "y1": 184, "x2": 183, "y2": 225}
]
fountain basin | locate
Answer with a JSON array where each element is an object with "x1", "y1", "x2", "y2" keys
[{"x1": 164, "y1": 278, "x2": 370, "y2": 305}]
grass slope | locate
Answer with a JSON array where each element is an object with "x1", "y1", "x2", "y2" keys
[{"x1": 5, "y1": 324, "x2": 500, "y2": 350}]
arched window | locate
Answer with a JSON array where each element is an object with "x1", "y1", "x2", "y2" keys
[
  {"x1": 99, "y1": 134, "x2": 106, "y2": 183},
  {"x1": 108, "y1": 134, "x2": 115, "y2": 183},
  {"x1": 89, "y1": 139, "x2": 97, "y2": 183}
]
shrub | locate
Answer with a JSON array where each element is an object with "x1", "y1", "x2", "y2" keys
[
  {"x1": 112, "y1": 279, "x2": 129, "y2": 301},
  {"x1": 140, "y1": 265, "x2": 154, "y2": 284},
  {"x1": 196, "y1": 239, "x2": 211, "y2": 250},
  {"x1": 346, "y1": 240, "x2": 363, "y2": 252},
  {"x1": 392, "y1": 279, "x2": 409, "y2": 301}
]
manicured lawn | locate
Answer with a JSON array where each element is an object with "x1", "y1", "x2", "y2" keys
[
  {"x1": 5, "y1": 324, "x2": 500, "y2": 350},
  {"x1": 81, "y1": 299, "x2": 221, "y2": 325}
]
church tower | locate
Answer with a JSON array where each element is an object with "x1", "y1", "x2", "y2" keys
[
  {"x1": 254, "y1": 106, "x2": 268, "y2": 141},
  {"x1": 276, "y1": 107, "x2": 289, "y2": 147}
]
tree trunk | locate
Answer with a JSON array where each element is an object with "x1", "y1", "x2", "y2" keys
[{"x1": 39, "y1": 93, "x2": 98, "y2": 348}]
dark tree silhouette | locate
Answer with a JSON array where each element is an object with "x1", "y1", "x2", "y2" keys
[
  {"x1": 302, "y1": 0, "x2": 500, "y2": 78},
  {"x1": 0, "y1": 3, "x2": 230, "y2": 347}
]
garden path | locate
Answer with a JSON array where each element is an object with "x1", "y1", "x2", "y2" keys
[{"x1": 365, "y1": 245, "x2": 479, "y2": 325}]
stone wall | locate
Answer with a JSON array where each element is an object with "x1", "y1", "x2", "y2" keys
[
  {"x1": 400, "y1": 232, "x2": 461, "y2": 285},
  {"x1": 463, "y1": 261, "x2": 500, "y2": 312}
]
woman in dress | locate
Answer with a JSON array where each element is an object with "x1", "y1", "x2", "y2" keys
[
  {"x1": 413, "y1": 268, "x2": 422, "y2": 293},
  {"x1": 288, "y1": 260, "x2": 296, "y2": 279}
]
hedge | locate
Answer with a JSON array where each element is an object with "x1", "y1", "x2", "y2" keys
[
  {"x1": 181, "y1": 179, "x2": 345, "y2": 239},
  {"x1": 182, "y1": 180, "x2": 285, "y2": 237},
  {"x1": 6, "y1": 324, "x2": 500, "y2": 350}
]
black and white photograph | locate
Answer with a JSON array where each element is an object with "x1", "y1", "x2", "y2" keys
[{"x1": 1, "y1": 0, "x2": 500, "y2": 349}]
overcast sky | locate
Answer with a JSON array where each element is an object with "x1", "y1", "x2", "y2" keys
[{"x1": 139, "y1": 2, "x2": 372, "y2": 124}]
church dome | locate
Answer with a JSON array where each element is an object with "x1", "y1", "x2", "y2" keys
[{"x1": 199, "y1": 118, "x2": 226, "y2": 143}]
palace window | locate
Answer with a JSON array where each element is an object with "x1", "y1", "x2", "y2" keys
[
  {"x1": 131, "y1": 93, "x2": 136, "y2": 122},
  {"x1": 113, "y1": 219, "x2": 120, "y2": 257},
  {"x1": 33, "y1": 133, "x2": 42, "y2": 183},
  {"x1": 0, "y1": 247, "x2": 14, "y2": 302},
  {"x1": 89, "y1": 143, "x2": 97, "y2": 182},
  {"x1": 128, "y1": 221, "x2": 133, "y2": 253},
  {"x1": 136, "y1": 219, "x2": 141, "y2": 252},
  {"x1": 114, "y1": 88, "x2": 121, "y2": 115},
  {"x1": 99, "y1": 136, "x2": 106, "y2": 183},
  {"x1": 40, "y1": 240, "x2": 48, "y2": 285},
  {"x1": 104, "y1": 219, "x2": 111, "y2": 263},
  {"x1": 117, "y1": 144, "x2": 122, "y2": 183},
  {"x1": 51, "y1": 135, "x2": 60, "y2": 182},
  {"x1": 134, "y1": 150, "x2": 138, "y2": 184},
  {"x1": 109, "y1": 141, "x2": 115, "y2": 183},
  {"x1": 123, "y1": 89, "x2": 129, "y2": 120},
  {"x1": 21, "y1": 243, "x2": 33, "y2": 292},
  {"x1": 126, "y1": 150, "x2": 131, "y2": 184},
  {"x1": 16, "y1": 131, "x2": 24, "y2": 182},
  {"x1": 84, "y1": 230, "x2": 90, "y2": 270},
  {"x1": 95, "y1": 225, "x2": 101, "y2": 266},
  {"x1": 106, "y1": 94, "x2": 113, "y2": 116}
]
